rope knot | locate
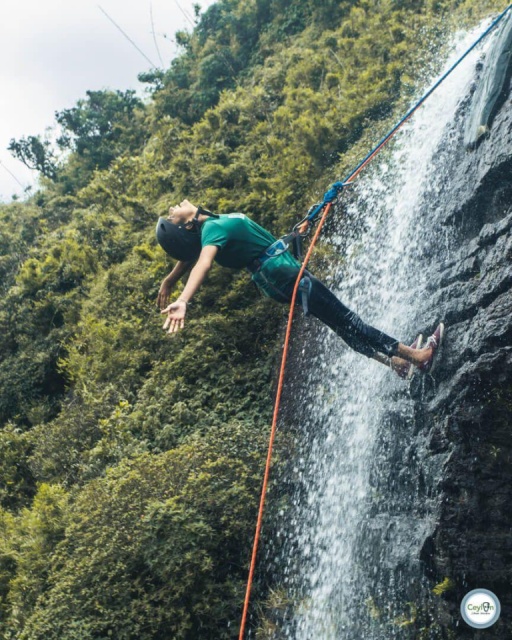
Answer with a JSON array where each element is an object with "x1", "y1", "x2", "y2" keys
[{"x1": 322, "y1": 181, "x2": 345, "y2": 204}]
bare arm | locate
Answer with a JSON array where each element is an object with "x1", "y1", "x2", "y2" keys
[
  {"x1": 161, "y1": 246, "x2": 218, "y2": 334},
  {"x1": 157, "y1": 260, "x2": 193, "y2": 309}
]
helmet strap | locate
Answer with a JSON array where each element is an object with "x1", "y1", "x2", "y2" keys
[{"x1": 194, "y1": 206, "x2": 219, "y2": 225}]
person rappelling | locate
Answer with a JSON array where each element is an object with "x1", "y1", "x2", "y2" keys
[{"x1": 156, "y1": 199, "x2": 444, "y2": 379}]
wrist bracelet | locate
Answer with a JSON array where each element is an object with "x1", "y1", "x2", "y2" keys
[{"x1": 177, "y1": 298, "x2": 188, "y2": 305}]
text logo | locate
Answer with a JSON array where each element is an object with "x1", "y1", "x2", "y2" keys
[{"x1": 460, "y1": 589, "x2": 501, "y2": 629}]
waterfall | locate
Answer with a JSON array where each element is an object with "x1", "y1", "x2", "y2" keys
[{"x1": 269, "y1": 21, "x2": 501, "y2": 640}]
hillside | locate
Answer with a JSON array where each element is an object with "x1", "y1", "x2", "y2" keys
[{"x1": 0, "y1": 1, "x2": 505, "y2": 638}]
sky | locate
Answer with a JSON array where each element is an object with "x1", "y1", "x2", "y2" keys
[{"x1": 0, "y1": 0, "x2": 216, "y2": 202}]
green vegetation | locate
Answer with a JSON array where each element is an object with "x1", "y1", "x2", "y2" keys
[
  {"x1": 0, "y1": 0, "x2": 506, "y2": 637},
  {"x1": 432, "y1": 576, "x2": 456, "y2": 596}
]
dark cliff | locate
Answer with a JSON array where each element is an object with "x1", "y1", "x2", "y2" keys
[{"x1": 414, "y1": 55, "x2": 512, "y2": 638}]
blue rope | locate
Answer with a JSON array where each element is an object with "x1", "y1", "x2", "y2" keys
[
  {"x1": 307, "y1": 3, "x2": 512, "y2": 224},
  {"x1": 306, "y1": 181, "x2": 345, "y2": 221}
]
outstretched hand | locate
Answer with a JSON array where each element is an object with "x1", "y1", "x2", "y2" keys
[{"x1": 161, "y1": 300, "x2": 187, "y2": 334}]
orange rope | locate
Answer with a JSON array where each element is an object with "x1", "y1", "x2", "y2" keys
[{"x1": 238, "y1": 202, "x2": 333, "y2": 639}]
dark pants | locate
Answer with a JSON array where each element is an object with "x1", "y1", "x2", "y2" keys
[{"x1": 277, "y1": 269, "x2": 400, "y2": 359}]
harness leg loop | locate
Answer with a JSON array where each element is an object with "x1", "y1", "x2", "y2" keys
[{"x1": 298, "y1": 276, "x2": 313, "y2": 316}]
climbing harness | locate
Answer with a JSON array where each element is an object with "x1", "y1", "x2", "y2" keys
[
  {"x1": 257, "y1": 180, "x2": 346, "y2": 263},
  {"x1": 238, "y1": 6, "x2": 512, "y2": 639},
  {"x1": 247, "y1": 180, "x2": 346, "y2": 309},
  {"x1": 298, "y1": 275, "x2": 313, "y2": 316}
]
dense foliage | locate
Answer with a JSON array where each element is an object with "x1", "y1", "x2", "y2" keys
[{"x1": 0, "y1": 0, "x2": 504, "y2": 637}]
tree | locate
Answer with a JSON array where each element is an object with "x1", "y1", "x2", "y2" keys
[
  {"x1": 55, "y1": 89, "x2": 145, "y2": 171},
  {"x1": 8, "y1": 136, "x2": 58, "y2": 180}
]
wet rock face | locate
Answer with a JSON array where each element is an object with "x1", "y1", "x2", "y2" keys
[{"x1": 415, "y1": 76, "x2": 512, "y2": 638}]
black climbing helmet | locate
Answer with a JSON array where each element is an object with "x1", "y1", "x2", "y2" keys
[
  {"x1": 156, "y1": 206, "x2": 219, "y2": 262},
  {"x1": 156, "y1": 218, "x2": 201, "y2": 262}
]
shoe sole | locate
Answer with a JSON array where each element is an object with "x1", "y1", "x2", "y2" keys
[
  {"x1": 407, "y1": 334, "x2": 423, "y2": 380},
  {"x1": 422, "y1": 322, "x2": 445, "y2": 374},
  {"x1": 393, "y1": 334, "x2": 423, "y2": 379}
]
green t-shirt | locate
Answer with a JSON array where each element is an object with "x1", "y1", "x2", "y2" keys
[
  {"x1": 201, "y1": 213, "x2": 277, "y2": 268},
  {"x1": 201, "y1": 213, "x2": 301, "y2": 299}
]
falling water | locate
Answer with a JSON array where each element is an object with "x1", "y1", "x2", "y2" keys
[{"x1": 271, "y1": 21, "x2": 499, "y2": 640}]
